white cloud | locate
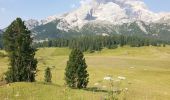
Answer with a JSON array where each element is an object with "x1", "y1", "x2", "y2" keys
[
  {"x1": 80, "y1": 0, "x2": 143, "y2": 5},
  {"x1": 80, "y1": 0, "x2": 93, "y2": 5}
]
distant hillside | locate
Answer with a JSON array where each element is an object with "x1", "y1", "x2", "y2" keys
[
  {"x1": 31, "y1": 19, "x2": 82, "y2": 40},
  {"x1": 30, "y1": 20, "x2": 170, "y2": 41}
]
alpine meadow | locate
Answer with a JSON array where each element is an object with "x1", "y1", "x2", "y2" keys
[{"x1": 0, "y1": 0, "x2": 170, "y2": 100}]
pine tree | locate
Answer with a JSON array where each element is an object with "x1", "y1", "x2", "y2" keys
[
  {"x1": 44, "y1": 67, "x2": 52, "y2": 83},
  {"x1": 0, "y1": 34, "x2": 3, "y2": 49},
  {"x1": 3, "y1": 18, "x2": 37, "y2": 82},
  {"x1": 120, "y1": 35, "x2": 126, "y2": 47},
  {"x1": 65, "y1": 49, "x2": 89, "y2": 89}
]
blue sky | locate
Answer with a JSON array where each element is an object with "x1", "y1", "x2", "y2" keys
[{"x1": 0, "y1": 0, "x2": 170, "y2": 29}]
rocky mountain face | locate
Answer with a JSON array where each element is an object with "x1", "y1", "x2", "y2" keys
[
  {"x1": 24, "y1": 0, "x2": 170, "y2": 40},
  {"x1": 24, "y1": 19, "x2": 40, "y2": 30},
  {"x1": 0, "y1": 29, "x2": 3, "y2": 35},
  {"x1": 0, "y1": 29, "x2": 3, "y2": 34}
]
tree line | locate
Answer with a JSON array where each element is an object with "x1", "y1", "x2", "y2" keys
[
  {"x1": 34, "y1": 35, "x2": 168, "y2": 52},
  {"x1": 0, "y1": 34, "x2": 3, "y2": 49}
]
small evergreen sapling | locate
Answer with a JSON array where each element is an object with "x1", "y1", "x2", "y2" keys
[{"x1": 44, "y1": 67, "x2": 52, "y2": 83}]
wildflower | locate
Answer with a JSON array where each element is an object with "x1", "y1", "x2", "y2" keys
[
  {"x1": 118, "y1": 76, "x2": 126, "y2": 80},
  {"x1": 104, "y1": 76, "x2": 113, "y2": 81}
]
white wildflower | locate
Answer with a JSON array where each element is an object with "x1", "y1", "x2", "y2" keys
[
  {"x1": 118, "y1": 76, "x2": 126, "y2": 80},
  {"x1": 104, "y1": 76, "x2": 113, "y2": 81}
]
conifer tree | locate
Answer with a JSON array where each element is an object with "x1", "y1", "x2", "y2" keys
[
  {"x1": 44, "y1": 67, "x2": 52, "y2": 83},
  {"x1": 0, "y1": 34, "x2": 3, "y2": 49},
  {"x1": 65, "y1": 49, "x2": 89, "y2": 89},
  {"x1": 3, "y1": 18, "x2": 37, "y2": 82}
]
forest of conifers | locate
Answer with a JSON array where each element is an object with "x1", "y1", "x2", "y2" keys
[{"x1": 34, "y1": 35, "x2": 169, "y2": 52}]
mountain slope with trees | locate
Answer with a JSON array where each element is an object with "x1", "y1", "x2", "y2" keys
[{"x1": 29, "y1": 20, "x2": 170, "y2": 41}]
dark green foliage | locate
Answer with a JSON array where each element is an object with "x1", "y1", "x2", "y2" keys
[
  {"x1": 34, "y1": 35, "x2": 168, "y2": 52},
  {"x1": 0, "y1": 33, "x2": 3, "y2": 49},
  {"x1": 65, "y1": 49, "x2": 89, "y2": 89},
  {"x1": 107, "y1": 45, "x2": 118, "y2": 49},
  {"x1": 3, "y1": 18, "x2": 37, "y2": 83},
  {"x1": 120, "y1": 35, "x2": 126, "y2": 47},
  {"x1": 44, "y1": 67, "x2": 52, "y2": 83},
  {"x1": 32, "y1": 20, "x2": 61, "y2": 40}
]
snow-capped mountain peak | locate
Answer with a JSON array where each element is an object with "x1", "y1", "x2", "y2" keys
[
  {"x1": 25, "y1": 0, "x2": 170, "y2": 31},
  {"x1": 24, "y1": 19, "x2": 39, "y2": 30},
  {"x1": 53, "y1": 0, "x2": 170, "y2": 31}
]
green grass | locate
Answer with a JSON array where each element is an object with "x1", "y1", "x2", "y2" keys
[{"x1": 0, "y1": 46, "x2": 170, "y2": 100}]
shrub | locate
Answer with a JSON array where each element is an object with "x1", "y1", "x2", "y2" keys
[{"x1": 44, "y1": 67, "x2": 52, "y2": 83}]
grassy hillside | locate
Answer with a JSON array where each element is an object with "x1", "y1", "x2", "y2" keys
[{"x1": 0, "y1": 46, "x2": 170, "y2": 100}]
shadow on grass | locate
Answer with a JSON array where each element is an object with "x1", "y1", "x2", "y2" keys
[
  {"x1": 83, "y1": 87, "x2": 108, "y2": 93},
  {"x1": 35, "y1": 81, "x2": 61, "y2": 87}
]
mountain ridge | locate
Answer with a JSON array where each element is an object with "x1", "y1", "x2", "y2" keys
[
  {"x1": 22, "y1": 0, "x2": 170, "y2": 41},
  {"x1": 25, "y1": 0, "x2": 170, "y2": 30}
]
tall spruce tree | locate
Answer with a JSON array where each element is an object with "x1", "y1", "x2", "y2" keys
[
  {"x1": 3, "y1": 18, "x2": 37, "y2": 82},
  {"x1": 65, "y1": 49, "x2": 89, "y2": 89}
]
